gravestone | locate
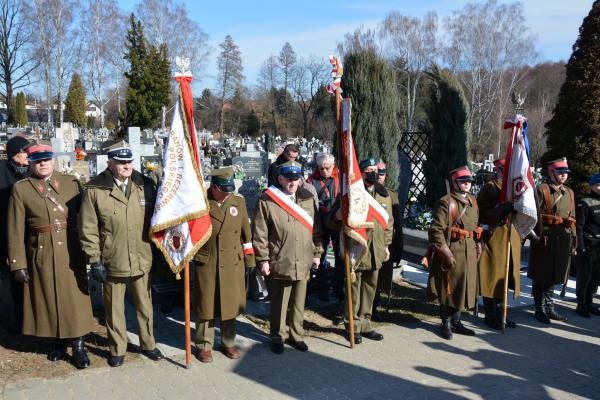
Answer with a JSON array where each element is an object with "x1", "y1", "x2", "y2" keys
[
  {"x1": 232, "y1": 155, "x2": 264, "y2": 179},
  {"x1": 128, "y1": 127, "x2": 156, "y2": 172},
  {"x1": 238, "y1": 179, "x2": 260, "y2": 217}
]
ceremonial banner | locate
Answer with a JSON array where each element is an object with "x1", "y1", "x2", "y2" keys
[
  {"x1": 339, "y1": 99, "x2": 389, "y2": 268},
  {"x1": 150, "y1": 75, "x2": 212, "y2": 277},
  {"x1": 499, "y1": 115, "x2": 537, "y2": 238}
]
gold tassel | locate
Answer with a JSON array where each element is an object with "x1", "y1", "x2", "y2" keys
[
  {"x1": 351, "y1": 271, "x2": 356, "y2": 283},
  {"x1": 176, "y1": 273, "x2": 181, "y2": 280}
]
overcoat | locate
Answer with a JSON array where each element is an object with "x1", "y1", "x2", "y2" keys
[
  {"x1": 79, "y1": 169, "x2": 156, "y2": 277},
  {"x1": 528, "y1": 183, "x2": 576, "y2": 284},
  {"x1": 193, "y1": 191, "x2": 255, "y2": 320},
  {"x1": 427, "y1": 192, "x2": 479, "y2": 310},
  {"x1": 477, "y1": 180, "x2": 521, "y2": 299},
  {"x1": 7, "y1": 173, "x2": 94, "y2": 338}
]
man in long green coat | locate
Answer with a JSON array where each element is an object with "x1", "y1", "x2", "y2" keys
[
  {"x1": 79, "y1": 141, "x2": 164, "y2": 367},
  {"x1": 252, "y1": 161, "x2": 323, "y2": 354},
  {"x1": 427, "y1": 166, "x2": 481, "y2": 340},
  {"x1": 528, "y1": 158, "x2": 576, "y2": 324},
  {"x1": 8, "y1": 143, "x2": 94, "y2": 369},
  {"x1": 477, "y1": 158, "x2": 520, "y2": 330},
  {"x1": 193, "y1": 167, "x2": 255, "y2": 363}
]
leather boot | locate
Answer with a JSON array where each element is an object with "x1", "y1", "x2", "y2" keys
[
  {"x1": 71, "y1": 337, "x2": 90, "y2": 369},
  {"x1": 576, "y1": 298, "x2": 590, "y2": 318},
  {"x1": 440, "y1": 319, "x2": 453, "y2": 340},
  {"x1": 534, "y1": 307, "x2": 550, "y2": 324},
  {"x1": 495, "y1": 305, "x2": 517, "y2": 328},
  {"x1": 48, "y1": 339, "x2": 67, "y2": 362},
  {"x1": 483, "y1": 298, "x2": 501, "y2": 330},
  {"x1": 545, "y1": 306, "x2": 567, "y2": 322}
]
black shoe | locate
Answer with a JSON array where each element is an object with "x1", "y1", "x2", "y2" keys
[
  {"x1": 546, "y1": 307, "x2": 567, "y2": 322},
  {"x1": 534, "y1": 309, "x2": 550, "y2": 324},
  {"x1": 71, "y1": 337, "x2": 90, "y2": 370},
  {"x1": 362, "y1": 330, "x2": 384, "y2": 341},
  {"x1": 440, "y1": 320, "x2": 453, "y2": 340},
  {"x1": 142, "y1": 348, "x2": 164, "y2": 361},
  {"x1": 332, "y1": 314, "x2": 344, "y2": 326},
  {"x1": 48, "y1": 339, "x2": 66, "y2": 362},
  {"x1": 484, "y1": 314, "x2": 502, "y2": 330},
  {"x1": 504, "y1": 318, "x2": 517, "y2": 328},
  {"x1": 108, "y1": 355, "x2": 125, "y2": 367},
  {"x1": 372, "y1": 310, "x2": 384, "y2": 322},
  {"x1": 576, "y1": 304, "x2": 591, "y2": 318},
  {"x1": 345, "y1": 332, "x2": 362, "y2": 344},
  {"x1": 589, "y1": 305, "x2": 600, "y2": 316},
  {"x1": 451, "y1": 321, "x2": 475, "y2": 336},
  {"x1": 287, "y1": 340, "x2": 308, "y2": 352},
  {"x1": 271, "y1": 342, "x2": 284, "y2": 354}
]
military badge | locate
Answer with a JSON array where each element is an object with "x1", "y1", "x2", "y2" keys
[{"x1": 230, "y1": 206, "x2": 238, "y2": 216}]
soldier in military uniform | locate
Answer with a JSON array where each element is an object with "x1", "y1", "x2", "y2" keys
[
  {"x1": 427, "y1": 166, "x2": 481, "y2": 340},
  {"x1": 575, "y1": 172, "x2": 600, "y2": 318},
  {"x1": 330, "y1": 158, "x2": 393, "y2": 344},
  {"x1": 193, "y1": 167, "x2": 255, "y2": 363},
  {"x1": 372, "y1": 161, "x2": 403, "y2": 321},
  {"x1": 8, "y1": 143, "x2": 94, "y2": 369},
  {"x1": 527, "y1": 158, "x2": 576, "y2": 324},
  {"x1": 79, "y1": 141, "x2": 164, "y2": 367},
  {"x1": 477, "y1": 159, "x2": 519, "y2": 330},
  {"x1": 252, "y1": 161, "x2": 323, "y2": 354}
]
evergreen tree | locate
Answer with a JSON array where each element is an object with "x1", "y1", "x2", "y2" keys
[
  {"x1": 145, "y1": 43, "x2": 171, "y2": 125},
  {"x1": 543, "y1": 1, "x2": 600, "y2": 196},
  {"x1": 245, "y1": 109, "x2": 260, "y2": 136},
  {"x1": 123, "y1": 14, "x2": 151, "y2": 131},
  {"x1": 342, "y1": 48, "x2": 401, "y2": 189},
  {"x1": 423, "y1": 66, "x2": 470, "y2": 206},
  {"x1": 64, "y1": 73, "x2": 87, "y2": 127},
  {"x1": 15, "y1": 92, "x2": 27, "y2": 127}
]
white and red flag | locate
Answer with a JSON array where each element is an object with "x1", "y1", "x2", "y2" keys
[
  {"x1": 150, "y1": 75, "x2": 212, "y2": 277},
  {"x1": 499, "y1": 115, "x2": 537, "y2": 238},
  {"x1": 339, "y1": 98, "x2": 388, "y2": 269}
]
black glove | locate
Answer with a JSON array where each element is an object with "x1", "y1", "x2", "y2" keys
[
  {"x1": 14, "y1": 269, "x2": 30, "y2": 283},
  {"x1": 91, "y1": 262, "x2": 107, "y2": 283},
  {"x1": 526, "y1": 231, "x2": 545, "y2": 246}
]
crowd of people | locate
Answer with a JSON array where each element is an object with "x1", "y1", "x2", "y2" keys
[{"x1": 0, "y1": 136, "x2": 598, "y2": 370}]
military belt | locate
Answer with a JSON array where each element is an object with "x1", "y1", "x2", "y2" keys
[{"x1": 31, "y1": 222, "x2": 68, "y2": 233}]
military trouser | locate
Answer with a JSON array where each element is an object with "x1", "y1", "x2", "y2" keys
[
  {"x1": 103, "y1": 273, "x2": 156, "y2": 356},
  {"x1": 576, "y1": 247, "x2": 600, "y2": 307},
  {"x1": 195, "y1": 319, "x2": 236, "y2": 350},
  {"x1": 440, "y1": 305, "x2": 462, "y2": 323},
  {"x1": 532, "y1": 281, "x2": 555, "y2": 311},
  {"x1": 270, "y1": 278, "x2": 307, "y2": 344},
  {"x1": 373, "y1": 258, "x2": 394, "y2": 313},
  {"x1": 316, "y1": 226, "x2": 344, "y2": 300},
  {"x1": 344, "y1": 269, "x2": 379, "y2": 333}
]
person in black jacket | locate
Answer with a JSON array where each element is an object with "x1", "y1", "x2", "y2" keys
[
  {"x1": 575, "y1": 172, "x2": 600, "y2": 318},
  {"x1": 0, "y1": 135, "x2": 31, "y2": 333},
  {"x1": 267, "y1": 144, "x2": 300, "y2": 187}
]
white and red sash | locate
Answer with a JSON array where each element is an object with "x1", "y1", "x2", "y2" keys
[
  {"x1": 264, "y1": 186, "x2": 314, "y2": 233},
  {"x1": 366, "y1": 192, "x2": 389, "y2": 230}
]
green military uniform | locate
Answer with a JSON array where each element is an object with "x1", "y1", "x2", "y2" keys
[
  {"x1": 193, "y1": 168, "x2": 255, "y2": 352},
  {"x1": 477, "y1": 178, "x2": 521, "y2": 329},
  {"x1": 374, "y1": 188, "x2": 403, "y2": 316},
  {"x1": 79, "y1": 143, "x2": 158, "y2": 358},
  {"x1": 252, "y1": 162, "x2": 322, "y2": 348},
  {"x1": 8, "y1": 173, "x2": 94, "y2": 338},
  {"x1": 427, "y1": 192, "x2": 479, "y2": 310},
  {"x1": 528, "y1": 182, "x2": 576, "y2": 319}
]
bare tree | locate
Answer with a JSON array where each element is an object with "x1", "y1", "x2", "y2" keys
[
  {"x1": 134, "y1": 0, "x2": 209, "y2": 80},
  {"x1": 278, "y1": 42, "x2": 296, "y2": 133},
  {"x1": 291, "y1": 55, "x2": 329, "y2": 137},
  {"x1": 379, "y1": 11, "x2": 438, "y2": 132},
  {"x1": 0, "y1": 0, "x2": 38, "y2": 124},
  {"x1": 444, "y1": 0, "x2": 537, "y2": 158},
  {"x1": 257, "y1": 54, "x2": 280, "y2": 137},
  {"x1": 80, "y1": 0, "x2": 124, "y2": 128},
  {"x1": 216, "y1": 35, "x2": 243, "y2": 135}
]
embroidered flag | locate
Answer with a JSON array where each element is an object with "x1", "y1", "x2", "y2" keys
[
  {"x1": 149, "y1": 75, "x2": 212, "y2": 277},
  {"x1": 500, "y1": 115, "x2": 537, "y2": 238}
]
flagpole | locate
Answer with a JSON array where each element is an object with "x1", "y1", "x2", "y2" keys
[
  {"x1": 337, "y1": 87, "x2": 355, "y2": 349},
  {"x1": 184, "y1": 261, "x2": 192, "y2": 368}
]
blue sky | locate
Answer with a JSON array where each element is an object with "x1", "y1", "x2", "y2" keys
[{"x1": 117, "y1": 0, "x2": 594, "y2": 92}]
